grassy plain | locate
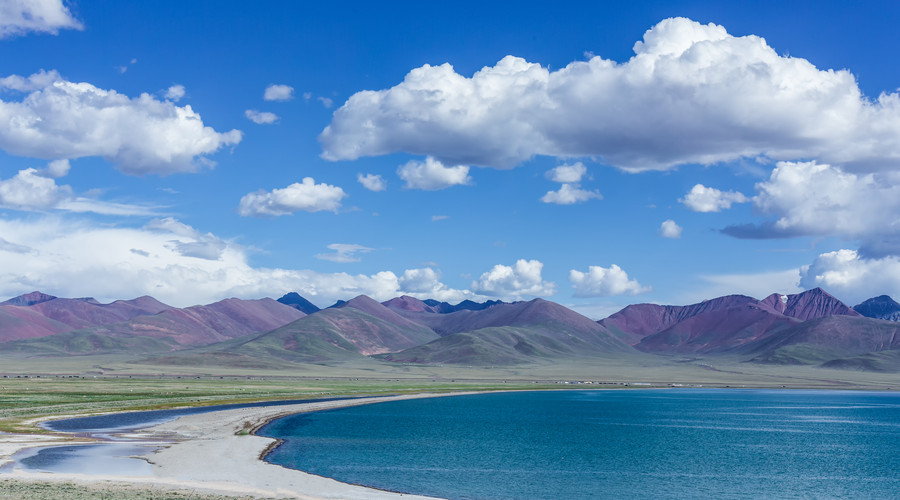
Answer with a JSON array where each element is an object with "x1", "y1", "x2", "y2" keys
[
  {"x1": 0, "y1": 479, "x2": 273, "y2": 500},
  {"x1": 1, "y1": 351, "x2": 897, "y2": 434}
]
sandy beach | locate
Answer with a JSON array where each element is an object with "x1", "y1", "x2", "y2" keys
[{"x1": 0, "y1": 393, "x2": 472, "y2": 499}]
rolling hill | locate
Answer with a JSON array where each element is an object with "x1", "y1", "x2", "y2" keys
[{"x1": 3, "y1": 288, "x2": 900, "y2": 373}]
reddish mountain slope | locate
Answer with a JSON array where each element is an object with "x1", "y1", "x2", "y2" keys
[
  {"x1": 100, "y1": 297, "x2": 306, "y2": 346},
  {"x1": 27, "y1": 296, "x2": 172, "y2": 329},
  {"x1": 635, "y1": 303, "x2": 800, "y2": 354},
  {"x1": 598, "y1": 295, "x2": 760, "y2": 345},
  {"x1": 758, "y1": 288, "x2": 860, "y2": 321},
  {"x1": 0, "y1": 307, "x2": 72, "y2": 342}
]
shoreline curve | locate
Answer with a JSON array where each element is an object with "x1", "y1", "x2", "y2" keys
[{"x1": 1, "y1": 391, "x2": 484, "y2": 499}]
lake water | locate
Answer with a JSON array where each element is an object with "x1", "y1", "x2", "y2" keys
[{"x1": 259, "y1": 389, "x2": 900, "y2": 499}]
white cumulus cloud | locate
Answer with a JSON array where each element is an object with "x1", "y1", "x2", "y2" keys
[
  {"x1": 472, "y1": 259, "x2": 556, "y2": 298},
  {"x1": 43, "y1": 158, "x2": 70, "y2": 178},
  {"x1": 0, "y1": 0, "x2": 82, "y2": 39},
  {"x1": 0, "y1": 71, "x2": 242, "y2": 174},
  {"x1": 397, "y1": 156, "x2": 471, "y2": 190},
  {"x1": 681, "y1": 184, "x2": 749, "y2": 212},
  {"x1": 0, "y1": 163, "x2": 155, "y2": 216},
  {"x1": 722, "y1": 161, "x2": 900, "y2": 256},
  {"x1": 569, "y1": 264, "x2": 651, "y2": 297},
  {"x1": 238, "y1": 177, "x2": 347, "y2": 216},
  {"x1": 659, "y1": 219, "x2": 682, "y2": 238},
  {"x1": 799, "y1": 249, "x2": 900, "y2": 305},
  {"x1": 0, "y1": 216, "x2": 482, "y2": 308},
  {"x1": 357, "y1": 173, "x2": 387, "y2": 192},
  {"x1": 165, "y1": 84, "x2": 185, "y2": 102},
  {"x1": 321, "y1": 17, "x2": 900, "y2": 172},
  {"x1": 245, "y1": 109, "x2": 279, "y2": 124},
  {"x1": 398, "y1": 267, "x2": 481, "y2": 303},
  {"x1": 546, "y1": 162, "x2": 587, "y2": 183},
  {"x1": 264, "y1": 84, "x2": 294, "y2": 101},
  {"x1": 315, "y1": 243, "x2": 373, "y2": 263},
  {"x1": 0, "y1": 167, "x2": 71, "y2": 210},
  {"x1": 540, "y1": 184, "x2": 601, "y2": 205}
]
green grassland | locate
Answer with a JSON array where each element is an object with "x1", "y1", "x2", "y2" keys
[
  {"x1": 0, "y1": 480, "x2": 275, "y2": 500},
  {"x1": 1, "y1": 354, "x2": 898, "y2": 434}
]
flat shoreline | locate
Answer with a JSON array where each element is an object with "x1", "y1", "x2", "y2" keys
[{"x1": 0, "y1": 392, "x2": 483, "y2": 499}]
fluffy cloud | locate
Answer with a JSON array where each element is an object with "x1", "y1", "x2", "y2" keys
[
  {"x1": 165, "y1": 84, "x2": 185, "y2": 102},
  {"x1": 357, "y1": 173, "x2": 387, "y2": 192},
  {"x1": 0, "y1": 167, "x2": 70, "y2": 210},
  {"x1": 263, "y1": 84, "x2": 294, "y2": 101},
  {"x1": 680, "y1": 184, "x2": 748, "y2": 212},
  {"x1": 43, "y1": 158, "x2": 70, "y2": 178},
  {"x1": 0, "y1": 71, "x2": 242, "y2": 174},
  {"x1": 321, "y1": 17, "x2": 900, "y2": 172},
  {"x1": 245, "y1": 109, "x2": 279, "y2": 124},
  {"x1": 799, "y1": 249, "x2": 900, "y2": 305},
  {"x1": 569, "y1": 264, "x2": 651, "y2": 297},
  {"x1": 398, "y1": 267, "x2": 481, "y2": 303},
  {"x1": 659, "y1": 219, "x2": 682, "y2": 239},
  {"x1": 540, "y1": 184, "x2": 601, "y2": 205},
  {"x1": 315, "y1": 243, "x2": 373, "y2": 263},
  {"x1": 546, "y1": 162, "x2": 587, "y2": 183},
  {"x1": 238, "y1": 177, "x2": 346, "y2": 216},
  {"x1": 0, "y1": 216, "x2": 480, "y2": 307},
  {"x1": 753, "y1": 161, "x2": 894, "y2": 238},
  {"x1": 397, "y1": 156, "x2": 471, "y2": 190},
  {"x1": 722, "y1": 161, "x2": 900, "y2": 256},
  {"x1": 472, "y1": 259, "x2": 556, "y2": 298},
  {"x1": 0, "y1": 0, "x2": 82, "y2": 39},
  {"x1": 0, "y1": 164, "x2": 155, "y2": 215}
]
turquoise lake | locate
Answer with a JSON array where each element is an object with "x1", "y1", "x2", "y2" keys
[{"x1": 258, "y1": 389, "x2": 900, "y2": 499}]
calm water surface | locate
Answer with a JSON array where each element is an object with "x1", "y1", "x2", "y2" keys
[{"x1": 259, "y1": 390, "x2": 900, "y2": 499}]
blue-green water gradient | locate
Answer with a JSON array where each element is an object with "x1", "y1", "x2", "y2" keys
[{"x1": 259, "y1": 390, "x2": 900, "y2": 499}]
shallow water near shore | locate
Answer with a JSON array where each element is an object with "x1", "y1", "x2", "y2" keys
[
  {"x1": 10, "y1": 443, "x2": 155, "y2": 475},
  {"x1": 2, "y1": 396, "x2": 368, "y2": 476},
  {"x1": 259, "y1": 389, "x2": 900, "y2": 499}
]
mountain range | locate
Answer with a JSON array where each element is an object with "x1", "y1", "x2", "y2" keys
[{"x1": 1, "y1": 288, "x2": 899, "y2": 372}]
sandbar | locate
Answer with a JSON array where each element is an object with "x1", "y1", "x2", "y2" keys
[{"x1": 0, "y1": 393, "x2": 476, "y2": 499}]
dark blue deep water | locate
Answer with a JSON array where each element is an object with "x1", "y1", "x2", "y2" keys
[{"x1": 258, "y1": 390, "x2": 900, "y2": 499}]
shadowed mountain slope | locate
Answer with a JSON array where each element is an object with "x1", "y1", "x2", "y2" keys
[
  {"x1": 1, "y1": 291, "x2": 58, "y2": 307},
  {"x1": 382, "y1": 296, "x2": 506, "y2": 315},
  {"x1": 854, "y1": 295, "x2": 900, "y2": 321},
  {"x1": 746, "y1": 315, "x2": 900, "y2": 365},
  {"x1": 276, "y1": 292, "x2": 321, "y2": 315}
]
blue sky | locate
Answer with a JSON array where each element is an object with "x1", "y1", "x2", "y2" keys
[{"x1": 1, "y1": 0, "x2": 900, "y2": 316}]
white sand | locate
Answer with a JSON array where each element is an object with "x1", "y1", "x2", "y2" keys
[{"x1": 0, "y1": 393, "x2": 474, "y2": 499}]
